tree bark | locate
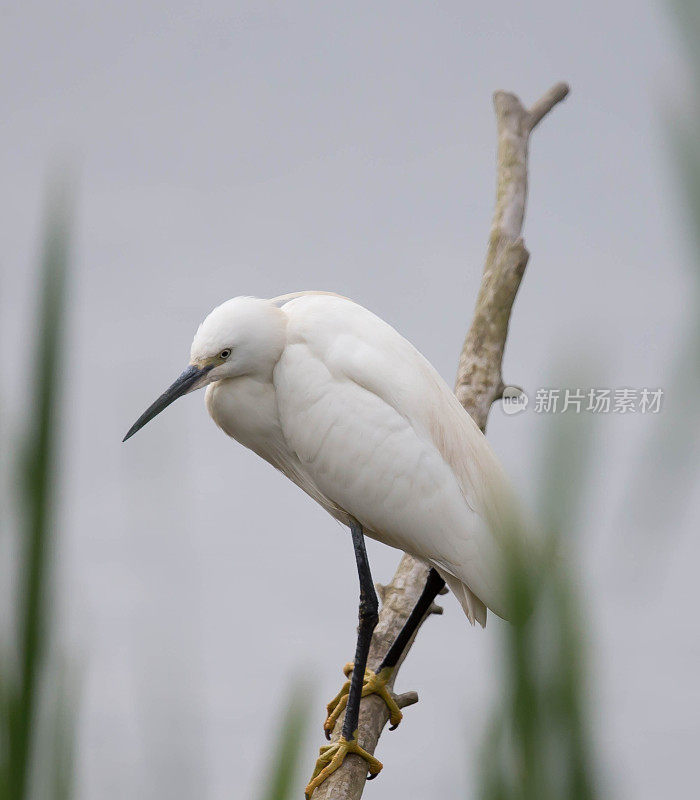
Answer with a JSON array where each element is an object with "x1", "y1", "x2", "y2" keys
[{"x1": 311, "y1": 82, "x2": 569, "y2": 800}]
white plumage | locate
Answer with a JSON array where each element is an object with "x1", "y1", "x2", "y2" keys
[{"x1": 191, "y1": 292, "x2": 519, "y2": 626}]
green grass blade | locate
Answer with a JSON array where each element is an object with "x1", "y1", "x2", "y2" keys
[
  {"x1": 6, "y1": 179, "x2": 72, "y2": 800},
  {"x1": 257, "y1": 679, "x2": 313, "y2": 800}
]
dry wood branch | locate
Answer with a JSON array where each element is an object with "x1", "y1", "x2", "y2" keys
[
  {"x1": 311, "y1": 81, "x2": 569, "y2": 800},
  {"x1": 454, "y1": 81, "x2": 569, "y2": 429}
]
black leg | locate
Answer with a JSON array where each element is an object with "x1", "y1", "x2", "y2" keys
[
  {"x1": 378, "y1": 568, "x2": 445, "y2": 673},
  {"x1": 341, "y1": 519, "x2": 379, "y2": 742}
]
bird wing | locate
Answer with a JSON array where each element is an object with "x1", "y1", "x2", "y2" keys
[{"x1": 272, "y1": 293, "x2": 518, "y2": 621}]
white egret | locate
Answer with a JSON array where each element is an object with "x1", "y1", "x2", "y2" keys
[{"x1": 124, "y1": 291, "x2": 520, "y2": 796}]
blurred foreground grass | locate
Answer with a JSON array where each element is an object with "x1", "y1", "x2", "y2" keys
[
  {"x1": 1, "y1": 181, "x2": 73, "y2": 799},
  {"x1": 478, "y1": 415, "x2": 597, "y2": 800},
  {"x1": 627, "y1": 0, "x2": 700, "y2": 537},
  {"x1": 257, "y1": 680, "x2": 313, "y2": 800}
]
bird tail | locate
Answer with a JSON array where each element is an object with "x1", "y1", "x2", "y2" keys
[{"x1": 435, "y1": 569, "x2": 487, "y2": 627}]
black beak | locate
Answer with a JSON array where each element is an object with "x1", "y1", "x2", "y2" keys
[{"x1": 122, "y1": 364, "x2": 212, "y2": 442}]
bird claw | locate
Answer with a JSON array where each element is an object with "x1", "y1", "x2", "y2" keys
[
  {"x1": 305, "y1": 735, "x2": 382, "y2": 798},
  {"x1": 323, "y1": 663, "x2": 354, "y2": 739},
  {"x1": 323, "y1": 663, "x2": 403, "y2": 738}
]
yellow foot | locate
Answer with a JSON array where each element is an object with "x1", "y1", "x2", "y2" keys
[
  {"x1": 323, "y1": 663, "x2": 402, "y2": 738},
  {"x1": 305, "y1": 734, "x2": 382, "y2": 798}
]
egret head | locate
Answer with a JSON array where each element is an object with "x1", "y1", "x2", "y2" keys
[{"x1": 123, "y1": 296, "x2": 285, "y2": 441}]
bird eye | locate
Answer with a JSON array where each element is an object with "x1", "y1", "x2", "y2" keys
[{"x1": 219, "y1": 348, "x2": 231, "y2": 360}]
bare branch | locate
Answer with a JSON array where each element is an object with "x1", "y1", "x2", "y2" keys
[
  {"x1": 455, "y1": 82, "x2": 569, "y2": 430},
  {"x1": 395, "y1": 691, "x2": 419, "y2": 709},
  {"x1": 310, "y1": 82, "x2": 569, "y2": 800},
  {"x1": 528, "y1": 81, "x2": 570, "y2": 131}
]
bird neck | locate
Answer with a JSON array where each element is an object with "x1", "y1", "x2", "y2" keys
[{"x1": 237, "y1": 302, "x2": 287, "y2": 381}]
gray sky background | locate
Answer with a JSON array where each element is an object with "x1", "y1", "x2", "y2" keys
[{"x1": 2, "y1": 1, "x2": 698, "y2": 798}]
